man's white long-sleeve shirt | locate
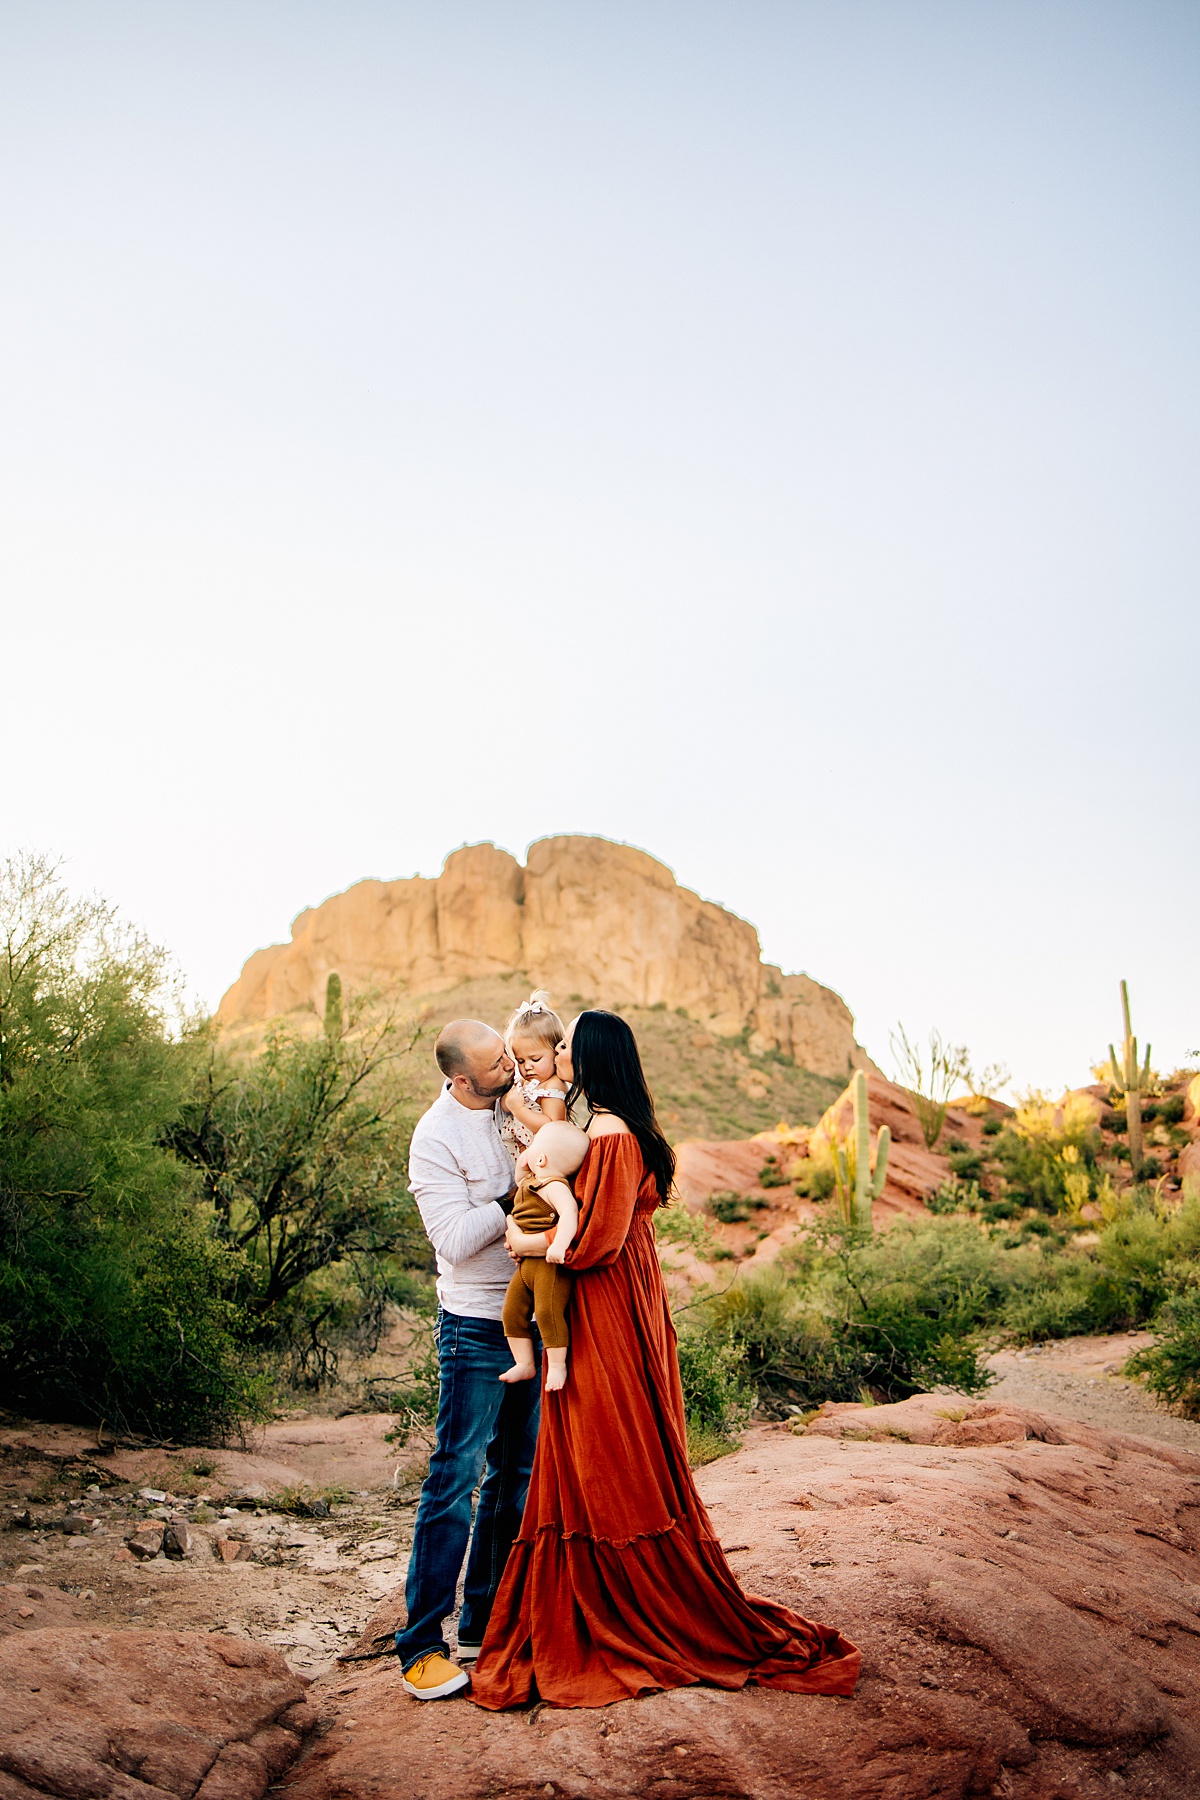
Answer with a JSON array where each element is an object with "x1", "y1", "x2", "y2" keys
[{"x1": 406, "y1": 1084, "x2": 515, "y2": 1321}]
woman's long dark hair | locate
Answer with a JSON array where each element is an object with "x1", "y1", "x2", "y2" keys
[{"x1": 566, "y1": 1010, "x2": 676, "y2": 1206}]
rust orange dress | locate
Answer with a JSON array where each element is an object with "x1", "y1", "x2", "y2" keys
[{"x1": 469, "y1": 1133, "x2": 861, "y2": 1710}]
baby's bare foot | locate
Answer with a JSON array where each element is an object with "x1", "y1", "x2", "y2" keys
[
  {"x1": 543, "y1": 1363, "x2": 568, "y2": 1391},
  {"x1": 499, "y1": 1363, "x2": 536, "y2": 1384}
]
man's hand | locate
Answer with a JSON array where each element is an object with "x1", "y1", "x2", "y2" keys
[{"x1": 505, "y1": 1218, "x2": 548, "y2": 1258}]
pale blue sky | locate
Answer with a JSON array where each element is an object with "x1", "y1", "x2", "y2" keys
[{"x1": 3, "y1": 2, "x2": 1197, "y2": 1090}]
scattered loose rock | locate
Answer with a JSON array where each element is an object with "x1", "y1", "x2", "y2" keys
[{"x1": 219, "y1": 1539, "x2": 256, "y2": 1564}]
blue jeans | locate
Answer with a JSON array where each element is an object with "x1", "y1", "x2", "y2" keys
[{"x1": 396, "y1": 1308, "x2": 540, "y2": 1669}]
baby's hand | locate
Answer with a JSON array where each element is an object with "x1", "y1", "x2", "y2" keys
[
  {"x1": 546, "y1": 1237, "x2": 568, "y2": 1265},
  {"x1": 502, "y1": 1089, "x2": 520, "y2": 1116}
]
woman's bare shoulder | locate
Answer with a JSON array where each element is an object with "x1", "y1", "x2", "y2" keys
[{"x1": 587, "y1": 1114, "x2": 633, "y2": 1138}]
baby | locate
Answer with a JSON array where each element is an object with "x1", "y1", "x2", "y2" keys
[
  {"x1": 499, "y1": 1119, "x2": 590, "y2": 1392},
  {"x1": 498, "y1": 992, "x2": 568, "y2": 1158}
]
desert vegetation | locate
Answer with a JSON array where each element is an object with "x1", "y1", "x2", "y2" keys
[
  {"x1": 0, "y1": 856, "x2": 434, "y2": 1441},
  {"x1": 3, "y1": 857, "x2": 1197, "y2": 1466},
  {"x1": 671, "y1": 987, "x2": 1200, "y2": 1455}
]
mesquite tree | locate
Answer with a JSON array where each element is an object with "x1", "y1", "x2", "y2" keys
[{"x1": 164, "y1": 1000, "x2": 428, "y2": 1378}]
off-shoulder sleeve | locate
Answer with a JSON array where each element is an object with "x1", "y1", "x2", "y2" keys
[{"x1": 562, "y1": 1134, "x2": 646, "y2": 1271}]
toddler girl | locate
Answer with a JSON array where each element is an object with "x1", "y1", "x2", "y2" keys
[{"x1": 498, "y1": 992, "x2": 568, "y2": 1159}]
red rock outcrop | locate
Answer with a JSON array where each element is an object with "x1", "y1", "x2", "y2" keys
[
  {"x1": 809, "y1": 1069, "x2": 968, "y2": 1208},
  {"x1": 671, "y1": 1074, "x2": 974, "y2": 1276},
  {"x1": 281, "y1": 1398, "x2": 1200, "y2": 1800},
  {"x1": 0, "y1": 1627, "x2": 313, "y2": 1798},
  {"x1": 216, "y1": 837, "x2": 871, "y2": 1079}
]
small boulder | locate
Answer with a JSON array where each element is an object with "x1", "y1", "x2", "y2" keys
[
  {"x1": 162, "y1": 1518, "x2": 192, "y2": 1558},
  {"x1": 125, "y1": 1522, "x2": 165, "y2": 1560},
  {"x1": 225, "y1": 1484, "x2": 268, "y2": 1506}
]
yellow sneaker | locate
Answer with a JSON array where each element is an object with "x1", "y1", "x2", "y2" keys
[{"x1": 400, "y1": 1651, "x2": 470, "y2": 1700}]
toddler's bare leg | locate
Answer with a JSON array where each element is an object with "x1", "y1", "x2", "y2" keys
[
  {"x1": 500, "y1": 1265, "x2": 538, "y2": 1382},
  {"x1": 499, "y1": 1335, "x2": 538, "y2": 1383},
  {"x1": 543, "y1": 1346, "x2": 568, "y2": 1392}
]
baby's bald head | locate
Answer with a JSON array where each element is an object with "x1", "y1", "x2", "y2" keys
[{"x1": 526, "y1": 1120, "x2": 590, "y2": 1183}]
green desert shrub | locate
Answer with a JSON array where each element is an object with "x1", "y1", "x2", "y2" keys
[
  {"x1": 1128, "y1": 1280, "x2": 1200, "y2": 1418},
  {"x1": 690, "y1": 1219, "x2": 1007, "y2": 1412},
  {"x1": 926, "y1": 1177, "x2": 981, "y2": 1215},
  {"x1": 997, "y1": 1192, "x2": 1200, "y2": 1342},
  {"x1": 0, "y1": 854, "x2": 267, "y2": 1438},
  {"x1": 792, "y1": 1160, "x2": 835, "y2": 1201},
  {"x1": 674, "y1": 1195, "x2": 1200, "y2": 1426},
  {"x1": 709, "y1": 1190, "x2": 768, "y2": 1224},
  {"x1": 675, "y1": 1326, "x2": 756, "y2": 1462}
]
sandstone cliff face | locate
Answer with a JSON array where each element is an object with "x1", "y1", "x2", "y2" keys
[{"x1": 218, "y1": 837, "x2": 869, "y2": 1080}]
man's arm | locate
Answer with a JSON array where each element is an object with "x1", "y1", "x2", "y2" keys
[{"x1": 408, "y1": 1135, "x2": 511, "y2": 1264}]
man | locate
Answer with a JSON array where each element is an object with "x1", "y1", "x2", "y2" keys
[{"x1": 396, "y1": 1019, "x2": 540, "y2": 1701}]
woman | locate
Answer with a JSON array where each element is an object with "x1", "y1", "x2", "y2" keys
[{"x1": 470, "y1": 1010, "x2": 860, "y2": 1710}]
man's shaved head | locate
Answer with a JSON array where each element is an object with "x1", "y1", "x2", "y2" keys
[
  {"x1": 435, "y1": 1020, "x2": 514, "y2": 1106},
  {"x1": 435, "y1": 1019, "x2": 498, "y2": 1078}
]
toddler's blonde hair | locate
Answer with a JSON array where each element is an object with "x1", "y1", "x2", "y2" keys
[{"x1": 504, "y1": 990, "x2": 565, "y2": 1055}]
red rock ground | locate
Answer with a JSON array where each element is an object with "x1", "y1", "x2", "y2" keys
[
  {"x1": 0, "y1": 1627, "x2": 314, "y2": 1799},
  {"x1": 273, "y1": 1395, "x2": 1200, "y2": 1800}
]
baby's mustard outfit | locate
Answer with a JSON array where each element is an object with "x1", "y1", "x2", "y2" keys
[{"x1": 501, "y1": 1175, "x2": 572, "y2": 1351}]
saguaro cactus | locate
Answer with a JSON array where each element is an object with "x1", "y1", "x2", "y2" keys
[
  {"x1": 323, "y1": 972, "x2": 343, "y2": 1040},
  {"x1": 1108, "y1": 979, "x2": 1150, "y2": 1174},
  {"x1": 832, "y1": 1070, "x2": 891, "y2": 1232}
]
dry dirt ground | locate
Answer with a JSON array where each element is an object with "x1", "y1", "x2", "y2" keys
[
  {"x1": 986, "y1": 1331, "x2": 1200, "y2": 1456},
  {"x1": 0, "y1": 1410, "x2": 429, "y2": 1679}
]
